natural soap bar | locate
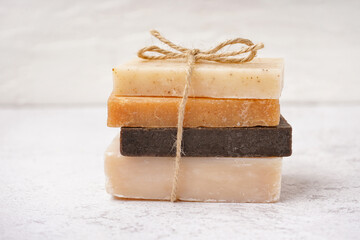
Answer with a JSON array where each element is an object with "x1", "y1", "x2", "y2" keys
[
  {"x1": 107, "y1": 94, "x2": 280, "y2": 127},
  {"x1": 113, "y1": 58, "x2": 283, "y2": 99},
  {"x1": 105, "y1": 135, "x2": 282, "y2": 203},
  {"x1": 120, "y1": 116, "x2": 292, "y2": 157}
]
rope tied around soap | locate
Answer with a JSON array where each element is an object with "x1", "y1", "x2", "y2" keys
[{"x1": 137, "y1": 30, "x2": 264, "y2": 202}]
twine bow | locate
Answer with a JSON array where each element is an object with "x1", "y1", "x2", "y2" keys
[{"x1": 137, "y1": 30, "x2": 264, "y2": 202}]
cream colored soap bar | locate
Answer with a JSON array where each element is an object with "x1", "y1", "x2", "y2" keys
[
  {"x1": 105, "y1": 135, "x2": 282, "y2": 203},
  {"x1": 113, "y1": 58, "x2": 284, "y2": 99}
]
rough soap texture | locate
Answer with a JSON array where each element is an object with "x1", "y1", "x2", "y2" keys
[
  {"x1": 105, "y1": 135, "x2": 282, "y2": 203},
  {"x1": 120, "y1": 116, "x2": 292, "y2": 157},
  {"x1": 107, "y1": 94, "x2": 280, "y2": 127},
  {"x1": 113, "y1": 58, "x2": 284, "y2": 99}
]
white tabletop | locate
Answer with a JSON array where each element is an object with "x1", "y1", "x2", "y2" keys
[{"x1": 0, "y1": 104, "x2": 359, "y2": 239}]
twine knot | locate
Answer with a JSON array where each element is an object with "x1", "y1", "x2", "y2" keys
[
  {"x1": 137, "y1": 30, "x2": 264, "y2": 202},
  {"x1": 189, "y1": 49, "x2": 200, "y2": 56}
]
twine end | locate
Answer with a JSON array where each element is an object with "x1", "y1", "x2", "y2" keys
[
  {"x1": 150, "y1": 29, "x2": 160, "y2": 36},
  {"x1": 170, "y1": 194, "x2": 177, "y2": 202}
]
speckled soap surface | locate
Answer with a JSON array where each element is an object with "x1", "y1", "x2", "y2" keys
[{"x1": 112, "y1": 58, "x2": 284, "y2": 99}]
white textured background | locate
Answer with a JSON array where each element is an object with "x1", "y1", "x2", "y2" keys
[
  {"x1": 0, "y1": 0, "x2": 359, "y2": 105},
  {"x1": 1, "y1": 1, "x2": 360, "y2": 240}
]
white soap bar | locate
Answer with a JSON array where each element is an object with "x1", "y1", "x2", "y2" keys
[
  {"x1": 105, "y1": 135, "x2": 282, "y2": 203},
  {"x1": 112, "y1": 58, "x2": 284, "y2": 99}
]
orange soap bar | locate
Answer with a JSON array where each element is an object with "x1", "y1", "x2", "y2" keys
[{"x1": 107, "y1": 94, "x2": 280, "y2": 127}]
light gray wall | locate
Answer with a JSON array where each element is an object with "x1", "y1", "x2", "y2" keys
[{"x1": 1, "y1": 0, "x2": 359, "y2": 105}]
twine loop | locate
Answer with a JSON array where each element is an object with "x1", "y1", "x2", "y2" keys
[{"x1": 137, "y1": 30, "x2": 264, "y2": 202}]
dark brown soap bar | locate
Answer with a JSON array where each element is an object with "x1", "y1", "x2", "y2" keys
[{"x1": 120, "y1": 116, "x2": 292, "y2": 157}]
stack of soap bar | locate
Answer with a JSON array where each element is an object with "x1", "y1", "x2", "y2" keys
[{"x1": 105, "y1": 58, "x2": 292, "y2": 203}]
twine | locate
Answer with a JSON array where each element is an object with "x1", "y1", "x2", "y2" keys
[{"x1": 138, "y1": 30, "x2": 264, "y2": 202}]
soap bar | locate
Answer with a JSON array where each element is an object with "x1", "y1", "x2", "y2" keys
[
  {"x1": 105, "y1": 135, "x2": 282, "y2": 203},
  {"x1": 107, "y1": 94, "x2": 280, "y2": 127},
  {"x1": 120, "y1": 116, "x2": 292, "y2": 157},
  {"x1": 113, "y1": 58, "x2": 284, "y2": 99}
]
